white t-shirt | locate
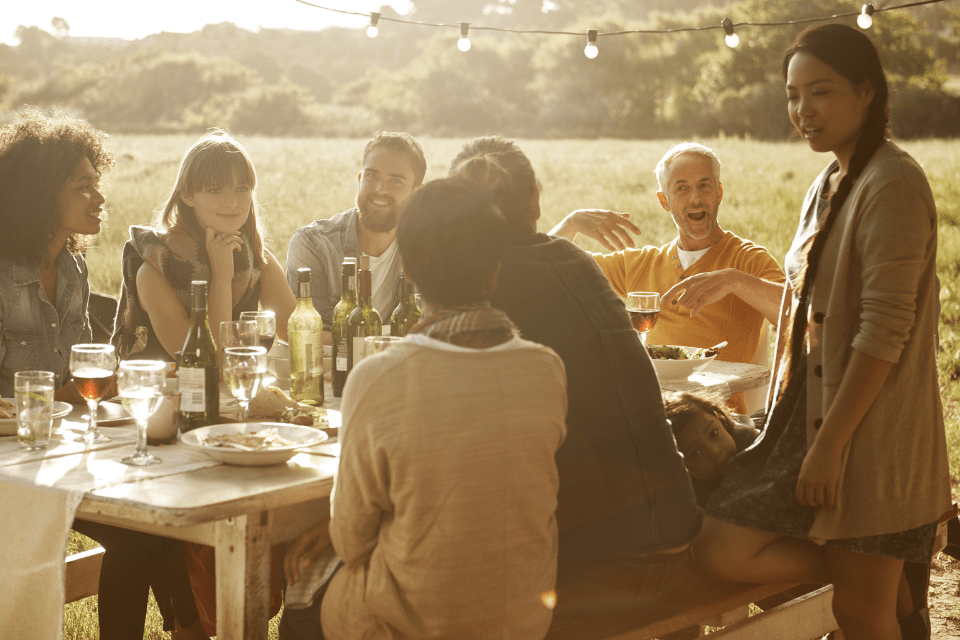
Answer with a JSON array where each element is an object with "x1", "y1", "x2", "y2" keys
[
  {"x1": 367, "y1": 238, "x2": 401, "y2": 322},
  {"x1": 677, "y1": 246, "x2": 710, "y2": 270}
]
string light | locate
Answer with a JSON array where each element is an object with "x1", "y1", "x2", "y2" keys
[
  {"x1": 458, "y1": 22, "x2": 471, "y2": 52},
  {"x1": 858, "y1": 3, "x2": 875, "y2": 28},
  {"x1": 584, "y1": 29, "x2": 599, "y2": 59},
  {"x1": 366, "y1": 11, "x2": 380, "y2": 38},
  {"x1": 721, "y1": 18, "x2": 739, "y2": 48}
]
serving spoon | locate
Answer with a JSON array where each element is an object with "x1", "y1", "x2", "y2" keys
[{"x1": 704, "y1": 341, "x2": 728, "y2": 357}]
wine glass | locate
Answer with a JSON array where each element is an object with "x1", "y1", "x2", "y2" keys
[
  {"x1": 240, "y1": 311, "x2": 277, "y2": 353},
  {"x1": 70, "y1": 343, "x2": 117, "y2": 444},
  {"x1": 223, "y1": 346, "x2": 267, "y2": 424},
  {"x1": 118, "y1": 360, "x2": 165, "y2": 466},
  {"x1": 220, "y1": 320, "x2": 258, "y2": 350},
  {"x1": 626, "y1": 292, "x2": 661, "y2": 346}
]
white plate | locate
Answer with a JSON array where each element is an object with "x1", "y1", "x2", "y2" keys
[
  {"x1": 179, "y1": 422, "x2": 328, "y2": 466},
  {"x1": 649, "y1": 346, "x2": 717, "y2": 381},
  {"x1": 0, "y1": 398, "x2": 72, "y2": 436}
]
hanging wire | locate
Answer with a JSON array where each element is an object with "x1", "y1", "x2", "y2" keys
[{"x1": 292, "y1": 0, "x2": 955, "y2": 40}]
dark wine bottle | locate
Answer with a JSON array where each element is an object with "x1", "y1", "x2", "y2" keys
[
  {"x1": 178, "y1": 280, "x2": 219, "y2": 432},
  {"x1": 390, "y1": 269, "x2": 421, "y2": 338},
  {"x1": 289, "y1": 268, "x2": 324, "y2": 406},
  {"x1": 346, "y1": 255, "x2": 383, "y2": 376},
  {"x1": 331, "y1": 257, "x2": 358, "y2": 397}
]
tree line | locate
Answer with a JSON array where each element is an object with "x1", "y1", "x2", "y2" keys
[{"x1": 2, "y1": 0, "x2": 958, "y2": 138}]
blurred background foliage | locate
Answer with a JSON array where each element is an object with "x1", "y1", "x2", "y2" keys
[{"x1": 2, "y1": 0, "x2": 959, "y2": 138}]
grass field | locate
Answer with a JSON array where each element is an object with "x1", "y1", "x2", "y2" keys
[{"x1": 66, "y1": 135, "x2": 960, "y2": 638}]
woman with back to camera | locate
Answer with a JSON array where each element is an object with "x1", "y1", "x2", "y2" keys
[{"x1": 695, "y1": 23, "x2": 950, "y2": 640}]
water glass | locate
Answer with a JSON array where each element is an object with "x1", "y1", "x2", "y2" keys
[
  {"x1": 364, "y1": 336, "x2": 402, "y2": 357},
  {"x1": 223, "y1": 346, "x2": 267, "y2": 423},
  {"x1": 70, "y1": 343, "x2": 117, "y2": 444},
  {"x1": 626, "y1": 292, "x2": 661, "y2": 346},
  {"x1": 118, "y1": 360, "x2": 165, "y2": 466},
  {"x1": 15, "y1": 371, "x2": 55, "y2": 451},
  {"x1": 240, "y1": 311, "x2": 277, "y2": 353}
]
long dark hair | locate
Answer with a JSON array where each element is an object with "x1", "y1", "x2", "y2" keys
[{"x1": 781, "y1": 24, "x2": 890, "y2": 381}]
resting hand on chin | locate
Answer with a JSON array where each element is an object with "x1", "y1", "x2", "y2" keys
[{"x1": 205, "y1": 226, "x2": 243, "y2": 282}]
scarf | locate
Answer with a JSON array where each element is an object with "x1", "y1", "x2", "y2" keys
[
  {"x1": 408, "y1": 303, "x2": 518, "y2": 349},
  {"x1": 112, "y1": 224, "x2": 261, "y2": 359}
]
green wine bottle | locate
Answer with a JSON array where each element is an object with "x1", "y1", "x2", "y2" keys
[
  {"x1": 289, "y1": 268, "x2": 324, "y2": 406},
  {"x1": 332, "y1": 257, "x2": 358, "y2": 398},
  {"x1": 390, "y1": 269, "x2": 421, "y2": 338},
  {"x1": 178, "y1": 280, "x2": 220, "y2": 431},
  {"x1": 346, "y1": 255, "x2": 383, "y2": 375}
]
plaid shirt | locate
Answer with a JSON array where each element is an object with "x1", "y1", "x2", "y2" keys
[{"x1": 285, "y1": 207, "x2": 401, "y2": 326}]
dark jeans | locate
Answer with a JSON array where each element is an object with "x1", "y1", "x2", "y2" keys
[
  {"x1": 71, "y1": 519, "x2": 199, "y2": 639},
  {"x1": 278, "y1": 561, "x2": 341, "y2": 640}
]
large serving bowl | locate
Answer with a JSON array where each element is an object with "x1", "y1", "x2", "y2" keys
[
  {"x1": 180, "y1": 422, "x2": 328, "y2": 466},
  {"x1": 648, "y1": 346, "x2": 717, "y2": 382}
]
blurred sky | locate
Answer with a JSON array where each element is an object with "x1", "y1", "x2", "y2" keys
[{"x1": 3, "y1": 1, "x2": 407, "y2": 45}]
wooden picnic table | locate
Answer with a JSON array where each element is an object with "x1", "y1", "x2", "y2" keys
[{"x1": 657, "y1": 360, "x2": 770, "y2": 399}]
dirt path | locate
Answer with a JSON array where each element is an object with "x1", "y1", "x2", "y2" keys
[{"x1": 930, "y1": 553, "x2": 960, "y2": 638}]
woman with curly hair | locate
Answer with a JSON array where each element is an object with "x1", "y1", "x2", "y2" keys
[{"x1": 0, "y1": 108, "x2": 112, "y2": 400}]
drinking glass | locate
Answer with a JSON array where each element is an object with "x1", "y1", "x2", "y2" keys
[
  {"x1": 223, "y1": 346, "x2": 267, "y2": 423},
  {"x1": 117, "y1": 360, "x2": 165, "y2": 466},
  {"x1": 626, "y1": 292, "x2": 661, "y2": 346},
  {"x1": 70, "y1": 343, "x2": 117, "y2": 444},
  {"x1": 364, "y1": 335, "x2": 402, "y2": 357},
  {"x1": 240, "y1": 311, "x2": 277, "y2": 353},
  {"x1": 414, "y1": 294, "x2": 424, "y2": 311},
  {"x1": 220, "y1": 320, "x2": 258, "y2": 350},
  {"x1": 14, "y1": 371, "x2": 55, "y2": 451}
]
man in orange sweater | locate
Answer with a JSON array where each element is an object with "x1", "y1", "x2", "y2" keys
[{"x1": 551, "y1": 142, "x2": 785, "y2": 412}]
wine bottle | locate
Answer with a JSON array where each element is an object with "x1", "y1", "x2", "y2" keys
[
  {"x1": 331, "y1": 257, "x2": 358, "y2": 398},
  {"x1": 288, "y1": 268, "x2": 324, "y2": 406},
  {"x1": 178, "y1": 281, "x2": 219, "y2": 432},
  {"x1": 390, "y1": 269, "x2": 421, "y2": 338},
  {"x1": 346, "y1": 255, "x2": 383, "y2": 375}
]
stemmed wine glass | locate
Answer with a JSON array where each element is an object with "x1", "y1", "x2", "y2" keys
[
  {"x1": 70, "y1": 343, "x2": 117, "y2": 444},
  {"x1": 117, "y1": 360, "x2": 165, "y2": 466},
  {"x1": 626, "y1": 292, "x2": 661, "y2": 346},
  {"x1": 240, "y1": 311, "x2": 277, "y2": 353},
  {"x1": 223, "y1": 346, "x2": 267, "y2": 424}
]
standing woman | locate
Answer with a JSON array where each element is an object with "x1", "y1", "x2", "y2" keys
[
  {"x1": 113, "y1": 128, "x2": 295, "y2": 361},
  {"x1": 0, "y1": 108, "x2": 111, "y2": 401},
  {"x1": 695, "y1": 24, "x2": 951, "y2": 640}
]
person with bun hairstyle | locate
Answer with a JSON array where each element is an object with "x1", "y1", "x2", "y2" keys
[{"x1": 695, "y1": 24, "x2": 950, "y2": 640}]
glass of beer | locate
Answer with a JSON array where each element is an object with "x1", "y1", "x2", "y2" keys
[
  {"x1": 70, "y1": 343, "x2": 117, "y2": 444},
  {"x1": 626, "y1": 292, "x2": 660, "y2": 345}
]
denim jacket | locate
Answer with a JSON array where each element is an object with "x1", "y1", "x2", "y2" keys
[{"x1": 0, "y1": 250, "x2": 92, "y2": 396}]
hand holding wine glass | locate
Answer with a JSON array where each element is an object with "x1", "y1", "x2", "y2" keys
[
  {"x1": 118, "y1": 360, "x2": 165, "y2": 466},
  {"x1": 223, "y1": 346, "x2": 267, "y2": 423},
  {"x1": 70, "y1": 343, "x2": 117, "y2": 444},
  {"x1": 626, "y1": 292, "x2": 660, "y2": 346},
  {"x1": 240, "y1": 311, "x2": 277, "y2": 353}
]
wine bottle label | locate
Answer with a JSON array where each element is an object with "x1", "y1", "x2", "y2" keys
[
  {"x1": 353, "y1": 336, "x2": 366, "y2": 364},
  {"x1": 178, "y1": 368, "x2": 206, "y2": 412},
  {"x1": 348, "y1": 275, "x2": 356, "y2": 291},
  {"x1": 335, "y1": 337, "x2": 348, "y2": 371},
  {"x1": 382, "y1": 325, "x2": 391, "y2": 336}
]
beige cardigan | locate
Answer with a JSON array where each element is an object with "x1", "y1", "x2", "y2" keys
[{"x1": 776, "y1": 142, "x2": 951, "y2": 540}]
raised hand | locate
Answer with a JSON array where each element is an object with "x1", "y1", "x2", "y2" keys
[{"x1": 549, "y1": 209, "x2": 642, "y2": 251}]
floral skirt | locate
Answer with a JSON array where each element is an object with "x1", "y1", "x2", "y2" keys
[{"x1": 705, "y1": 358, "x2": 936, "y2": 564}]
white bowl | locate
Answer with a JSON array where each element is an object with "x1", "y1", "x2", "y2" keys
[
  {"x1": 649, "y1": 346, "x2": 717, "y2": 382},
  {"x1": 180, "y1": 422, "x2": 328, "y2": 466},
  {"x1": 0, "y1": 398, "x2": 72, "y2": 436}
]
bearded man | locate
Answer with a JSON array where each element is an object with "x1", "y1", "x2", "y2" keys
[
  {"x1": 286, "y1": 132, "x2": 426, "y2": 332},
  {"x1": 551, "y1": 142, "x2": 785, "y2": 412}
]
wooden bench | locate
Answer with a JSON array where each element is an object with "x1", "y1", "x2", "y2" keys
[
  {"x1": 546, "y1": 582, "x2": 838, "y2": 640},
  {"x1": 64, "y1": 547, "x2": 104, "y2": 603}
]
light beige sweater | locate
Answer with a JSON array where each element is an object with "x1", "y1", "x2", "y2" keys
[
  {"x1": 321, "y1": 336, "x2": 567, "y2": 639},
  {"x1": 781, "y1": 141, "x2": 951, "y2": 540}
]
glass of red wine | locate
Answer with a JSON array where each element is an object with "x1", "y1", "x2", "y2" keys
[
  {"x1": 240, "y1": 311, "x2": 277, "y2": 353},
  {"x1": 70, "y1": 343, "x2": 117, "y2": 444},
  {"x1": 626, "y1": 292, "x2": 660, "y2": 346}
]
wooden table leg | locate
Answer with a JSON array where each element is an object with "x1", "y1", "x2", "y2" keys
[{"x1": 215, "y1": 511, "x2": 273, "y2": 640}]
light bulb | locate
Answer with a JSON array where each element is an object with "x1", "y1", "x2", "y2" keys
[
  {"x1": 458, "y1": 22, "x2": 471, "y2": 52},
  {"x1": 721, "y1": 18, "x2": 739, "y2": 49},
  {"x1": 584, "y1": 29, "x2": 599, "y2": 59},
  {"x1": 858, "y1": 4, "x2": 875, "y2": 29},
  {"x1": 725, "y1": 33, "x2": 740, "y2": 48},
  {"x1": 366, "y1": 25, "x2": 379, "y2": 38}
]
